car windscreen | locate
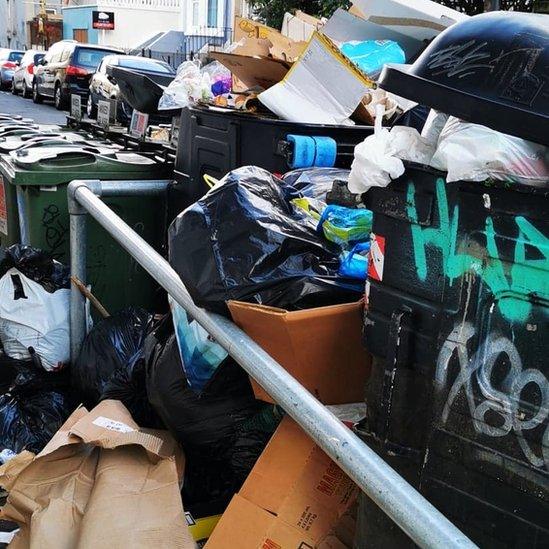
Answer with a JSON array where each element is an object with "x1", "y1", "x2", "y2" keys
[
  {"x1": 33, "y1": 53, "x2": 45, "y2": 64},
  {"x1": 74, "y1": 48, "x2": 120, "y2": 70},
  {"x1": 8, "y1": 52, "x2": 24, "y2": 63},
  {"x1": 118, "y1": 58, "x2": 174, "y2": 74}
]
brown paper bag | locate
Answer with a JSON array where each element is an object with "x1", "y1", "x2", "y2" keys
[{"x1": 0, "y1": 400, "x2": 193, "y2": 549}]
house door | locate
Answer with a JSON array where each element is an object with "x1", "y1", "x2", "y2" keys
[{"x1": 73, "y1": 29, "x2": 88, "y2": 42}]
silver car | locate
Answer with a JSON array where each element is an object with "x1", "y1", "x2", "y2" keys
[
  {"x1": 0, "y1": 50, "x2": 24, "y2": 89},
  {"x1": 12, "y1": 50, "x2": 45, "y2": 98}
]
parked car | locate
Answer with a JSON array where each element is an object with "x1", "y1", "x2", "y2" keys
[
  {"x1": 11, "y1": 50, "x2": 45, "y2": 98},
  {"x1": 87, "y1": 55, "x2": 175, "y2": 123},
  {"x1": 33, "y1": 40, "x2": 124, "y2": 110},
  {"x1": 0, "y1": 50, "x2": 24, "y2": 89}
]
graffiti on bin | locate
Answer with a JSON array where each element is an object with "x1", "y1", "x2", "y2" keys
[
  {"x1": 42, "y1": 204, "x2": 68, "y2": 260},
  {"x1": 436, "y1": 321, "x2": 549, "y2": 470},
  {"x1": 406, "y1": 178, "x2": 549, "y2": 323}
]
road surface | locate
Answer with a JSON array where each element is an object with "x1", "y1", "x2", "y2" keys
[{"x1": 0, "y1": 89, "x2": 68, "y2": 124}]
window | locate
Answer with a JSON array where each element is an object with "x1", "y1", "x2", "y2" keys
[
  {"x1": 74, "y1": 48, "x2": 121, "y2": 70},
  {"x1": 207, "y1": 0, "x2": 218, "y2": 27},
  {"x1": 119, "y1": 57, "x2": 174, "y2": 74},
  {"x1": 61, "y1": 47, "x2": 71, "y2": 62}
]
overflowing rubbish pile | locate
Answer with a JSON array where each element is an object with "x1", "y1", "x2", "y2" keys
[{"x1": 0, "y1": 2, "x2": 547, "y2": 549}]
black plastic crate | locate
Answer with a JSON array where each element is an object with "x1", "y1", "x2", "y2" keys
[{"x1": 172, "y1": 106, "x2": 373, "y2": 211}]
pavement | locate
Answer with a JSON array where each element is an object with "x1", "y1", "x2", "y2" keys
[{"x1": 0, "y1": 89, "x2": 68, "y2": 124}]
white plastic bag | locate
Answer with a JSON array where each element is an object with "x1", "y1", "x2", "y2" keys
[
  {"x1": 429, "y1": 117, "x2": 549, "y2": 184},
  {"x1": 348, "y1": 106, "x2": 434, "y2": 194},
  {"x1": 158, "y1": 61, "x2": 213, "y2": 111},
  {"x1": 0, "y1": 268, "x2": 70, "y2": 371}
]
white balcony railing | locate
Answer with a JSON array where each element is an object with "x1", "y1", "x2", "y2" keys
[{"x1": 70, "y1": 0, "x2": 181, "y2": 9}]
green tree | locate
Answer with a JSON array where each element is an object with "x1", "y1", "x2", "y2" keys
[
  {"x1": 247, "y1": 0, "x2": 350, "y2": 29},
  {"x1": 247, "y1": 0, "x2": 533, "y2": 29}
]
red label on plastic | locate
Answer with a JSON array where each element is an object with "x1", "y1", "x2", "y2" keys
[
  {"x1": 368, "y1": 233, "x2": 385, "y2": 282},
  {"x1": 0, "y1": 175, "x2": 7, "y2": 236}
]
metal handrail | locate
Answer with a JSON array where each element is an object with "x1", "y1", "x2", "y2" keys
[{"x1": 67, "y1": 179, "x2": 478, "y2": 549}]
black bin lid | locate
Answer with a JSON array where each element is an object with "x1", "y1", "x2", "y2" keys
[{"x1": 378, "y1": 12, "x2": 549, "y2": 145}]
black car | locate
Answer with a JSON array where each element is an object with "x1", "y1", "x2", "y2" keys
[
  {"x1": 33, "y1": 40, "x2": 124, "y2": 109},
  {"x1": 87, "y1": 55, "x2": 175, "y2": 123}
]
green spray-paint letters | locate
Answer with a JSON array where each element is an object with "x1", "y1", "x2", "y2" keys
[{"x1": 406, "y1": 178, "x2": 549, "y2": 323}]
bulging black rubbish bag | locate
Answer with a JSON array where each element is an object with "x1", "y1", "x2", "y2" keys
[
  {"x1": 0, "y1": 244, "x2": 69, "y2": 292},
  {"x1": 72, "y1": 307, "x2": 157, "y2": 425},
  {"x1": 168, "y1": 166, "x2": 362, "y2": 313},
  {"x1": 282, "y1": 167, "x2": 350, "y2": 201},
  {"x1": 0, "y1": 358, "x2": 75, "y2": 454}
]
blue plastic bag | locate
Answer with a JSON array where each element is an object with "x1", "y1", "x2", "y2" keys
[
  {"x1": 340, "y1": 40, "x2": 405, "y2": 77},
  {"x1": 317, "y1": 205, "x2": 373, "y2": 246},
  {"x1": 339, "y1": 242, "x2": 371, "y2": 280},
  {"x1": 170, "y1": 297, "x2": 228, "y2": 392}
]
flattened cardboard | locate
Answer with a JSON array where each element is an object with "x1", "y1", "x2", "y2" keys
[
  {"x1": 0, "y1": 400, "x2": 193, "y2": 549},
  {"x1": 228, "y1": 300, "x2": 371, "y2": 405},
  {"x1": 211, "y1": 51, "x2": 292, "y2": 90},
  {"x1": 350, "y1": 0, "x2": 467, "y2": 41},
  {"x1": 234, "y1": 16, "x2": 306, "y2": 58},
  {"x1": 282, "y1": 10, "x2": 323, "y2": 42},
  {"x1": 205, "y1": 417, "x2": 358, "y2": 549},
  {"x1": 258, "y1": 32, "x2": 374, "y2": 125}
]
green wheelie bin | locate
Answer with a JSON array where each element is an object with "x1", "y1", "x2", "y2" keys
[
  {"x1": 0, "y1": 133, "x2": 113, "y2": 249},
  {"x1": 0, "y1": 146, "x2": 170, "y2": 313}
]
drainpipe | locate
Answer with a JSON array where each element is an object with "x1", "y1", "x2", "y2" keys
[{"x1": 223, "y1": 0, "x2": 230, "y2": 41}]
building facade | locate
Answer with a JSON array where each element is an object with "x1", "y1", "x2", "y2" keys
[
  {"x1": 0, "y1": 0, "x2": 28, "y2": 50},
  {"x1": 62, "y1": 0, "x2": 248, "y2": 52}
]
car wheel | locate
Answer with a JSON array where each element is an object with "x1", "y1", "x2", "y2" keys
[
  {"x1": 54, "y1": 84, "x2": 65, "y2": 110},
  {"x1": 22, "y1": 81, "x2": 30, "y2": 99},
  {"x1": 86, "y1": 94, "x2": 97, "y2": 119},
  {"x1": 32, "y1": 81, "x2": 43, "y2": 104},
  {"x1": 11, "y1": 80, "x2": 17, "y2": 95}
]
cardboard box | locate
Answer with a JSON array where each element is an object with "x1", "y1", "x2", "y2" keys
[
  {"x1": 322, "y1": 8, "x2": 424, "y2": 61},
  {"x1": 0, "y1": 400, "x2": 194, "y2": 549},
  {"x1": 213, "y1": 35, "x2": 306, "y2": 92},
  {"x1": 234, "y1": 16, "x2": 307, "y2": 58},
  {"x1": 350, "y1": 0, "x2": 467, "y2": 42},
  {"x1": 228, "y1": 300, "x2": 371, "y2": 405},
  {"x1": 211, "y1": 50, "x2": 292, "y2": 91},
  {"x1": 282, "y1": 10, "x2": 323, "y2": 42},
  {"x1": 205, "y1": 417, "x2": 358, "y2": 548},
  {"x1": 258, "y1": 32, "x2": 374, "y2": 125}
]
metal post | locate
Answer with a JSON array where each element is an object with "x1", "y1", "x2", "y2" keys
[
  {"x1": 15, "y1": 187, "x2": 29, "y2": 246},
  {"x1": 67, "y1": 180, "x2": 477, "y2": 549},
  {"x1": 67, "y1": 179, "x2": 171, "y2": 363}
]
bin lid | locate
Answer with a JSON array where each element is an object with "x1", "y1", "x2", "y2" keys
[
  {"x1": 0, "y1": 124, "x2": 39, "y2": 135},
  {"x1": 1, "y1": 147, "x2": 163, "y2": 186},
  {"x1": 11, "y1": 147, "x2": 153, "y2": 166},
  {"x1": 111, "y1": 65, "x2": 177, "y2": 116},
  {"x1": 0, "y1": 134, "x2": 115, "y2": 153},
  {"x1": 378, "y1": 12, "x2": 549, "y2": 145},
  {"x1": 0, "y1": 115, "x2": 33, "y2": 123}
]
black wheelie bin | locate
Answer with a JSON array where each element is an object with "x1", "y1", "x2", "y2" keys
[{"x1": 356, "y1": 12, "x2": 549, "y2": 549}]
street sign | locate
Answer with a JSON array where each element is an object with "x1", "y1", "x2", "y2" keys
[
  {"x1": 92, "y1": 11, "x2": 115, "y2": 30},
  {"x1": 129, "y1": 110, "x2": 149, "y2": 139},
  {"x1": 97, "y1": 100, "x2": 111, "y2": 129},
  {"x1": 70, "y1": 94, "x2": 82, "y2": 121}
]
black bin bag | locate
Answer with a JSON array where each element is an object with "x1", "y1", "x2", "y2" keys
[
  {"x1": 0, "y1": 354, "x2": 75, "y2": 454},
  {"x1": 168, "y1": 166, "x2": 362, "y2": 314},
  {"x1": 72, "y1": 307, "x2": 158, "y2": 426},
  {"x1": 145, "y1": 316, "x2": 283, "y2": 516}
]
